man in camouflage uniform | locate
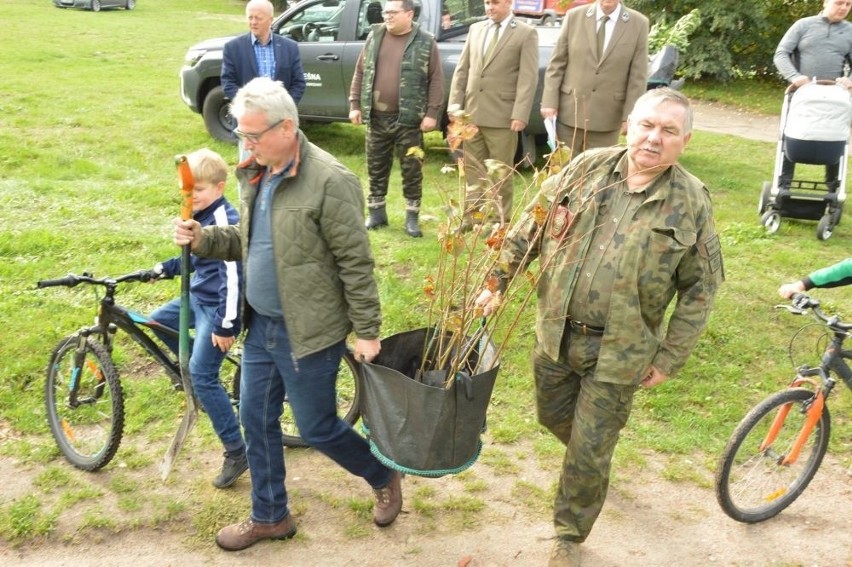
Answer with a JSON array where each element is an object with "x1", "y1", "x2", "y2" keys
[
  {"x1": 481, "y1": 88, "x2": 724, "y2": 566},
  {"x1": 349, "y1": 0, "x2": 444, "y2": 237}
]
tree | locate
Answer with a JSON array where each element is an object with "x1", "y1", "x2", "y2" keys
[{"x1": 632, "y1": 0, "x2": 824, "y2": 81}]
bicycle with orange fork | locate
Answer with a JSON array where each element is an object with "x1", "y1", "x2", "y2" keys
[{"x1": 715, "y1": 293, "x2": 851, "y2": 523}]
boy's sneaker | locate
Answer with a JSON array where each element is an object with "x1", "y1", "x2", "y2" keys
[{"x1": 213, "y1": 451, "x2": 248, "y2": 489}]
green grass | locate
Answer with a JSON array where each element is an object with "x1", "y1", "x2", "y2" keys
[
  {"x1": 1, "y1": 0, "x2": 850, "y2": 547},
  {"x1": 683, "y1": 77, "x2": 786, "y2": 115}
]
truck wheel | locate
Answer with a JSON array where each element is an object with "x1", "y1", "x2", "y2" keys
[{"x1": 202, "y1": 86, "x2": 238, "y2": 144}]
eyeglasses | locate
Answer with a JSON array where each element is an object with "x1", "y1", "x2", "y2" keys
[
  {"x1": 234, "y1": 118, "x2": 284, "y2": 144},
  {"x1": 382, "y1": 8, "x2": 409, "y2": 16}
]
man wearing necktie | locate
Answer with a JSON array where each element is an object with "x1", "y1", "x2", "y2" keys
[
  {"x1": 541, "y1": 0, "x2": 649, "y2": 155},
  {"x1": 448, "y1": 0, "x2": 538, "y2": 228}
]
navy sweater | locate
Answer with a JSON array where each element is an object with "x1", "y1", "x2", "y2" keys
[{"x1": 160, "y1": 196, "x2": 242, "y2": 337}]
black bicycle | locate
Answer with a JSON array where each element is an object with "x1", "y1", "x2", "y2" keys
[
  {"x1": 37, "y1": 270, "x2": 360, "y2": 471},
  {"x1": 715, "y1": 293, "x2": 851, "y2": 523}
]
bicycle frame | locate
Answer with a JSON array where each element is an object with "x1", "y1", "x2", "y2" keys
[
  {"x1": 760, "y1": 309, "x2": 852, "y2": 466},
  {"x1": 44, "y1": 272, "x2": 237, "y2": 396}
]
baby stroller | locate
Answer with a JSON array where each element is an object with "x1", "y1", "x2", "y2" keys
[{"x1": 758, "y1": 80, "x2": 851, "y2": 240}]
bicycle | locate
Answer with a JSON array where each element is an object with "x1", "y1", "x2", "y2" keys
[
  {"x1": 714, "y1": 293, "x2": 851, "y2": 523},
  {"x1": 37, "y1": 269, "x2": 360, "y2": 471}
]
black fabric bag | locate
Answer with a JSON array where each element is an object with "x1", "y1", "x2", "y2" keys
[{"x1": 359, "y1": 327, "x2": 499, "y2": 477}]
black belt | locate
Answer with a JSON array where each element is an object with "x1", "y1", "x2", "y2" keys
[{"x1": 567, "y1": 319, "x2": 605, "y2": 336}]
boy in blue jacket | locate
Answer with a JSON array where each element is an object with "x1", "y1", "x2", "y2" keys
[{"x1": 150, "y1": 148, "x2": 246, "y2": 488}]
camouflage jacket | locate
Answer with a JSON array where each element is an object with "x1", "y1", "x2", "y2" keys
[
  {"x1": 360, "y1": 23, "x2": 436, "y2": 127},
  {"x1": 501, "y1": 146, "x2": 724, "y2": 384}
]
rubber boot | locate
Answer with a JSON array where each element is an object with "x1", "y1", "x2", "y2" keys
[
  {"x1": 404, "y1": 200, "x2": 422, "y2": 238},
  {"x1": 366, "y1": 198, "x2": 388, "y2": 230}
]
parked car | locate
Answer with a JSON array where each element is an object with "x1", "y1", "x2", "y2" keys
[{"x1": 52, "y1": 0, "x2": 135, "y2": 11}]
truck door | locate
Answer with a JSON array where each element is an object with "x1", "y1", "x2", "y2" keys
[{"x1": 276, "y1": 0, "x2": 348, "y2": 120}]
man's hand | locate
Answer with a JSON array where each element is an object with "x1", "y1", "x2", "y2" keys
[
  {"x1": 837, "y1": 76, "x2": 852, "y2": 90},
  {"x1": 778, "y1": 280, "x2": 806, "y2": 299},
  {"x1": 540, "y1": 107, "x2": 557, "y2": 120},
  {"x1": 640, "y1": 366, "x2": 668, "y2": 389},
  {"x1": 212, "y1": 333, "x2": 235, "y2": 353},
  {"x1": 792, "y1": 75, "x2": 810, "y2": 88},
  {"x1": 354, "y1": 338, "x2": 381, "y2": 363},
  {"x1": 474, "y1": 288, "x2": 502, "y2": 317},
  {"x1": 349, "y1": 109, "x2": 362, "y2": 125},
  {"x1": 510, "y1": 119, "x2": 526, "y2": 133},
  {"x1": 421, "y1": 116, "x2": 437, "y2": 132},
  {"x1": 174, "y1": 218, "x2": 202, "y2": 251}
]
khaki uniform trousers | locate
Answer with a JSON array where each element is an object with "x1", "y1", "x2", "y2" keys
[
  {"x1": 556, "y1": 122, "x2": 620, "y2": 156},
  {"x1": 462, "y1": 126, "x2": 517, "y2": 224}
]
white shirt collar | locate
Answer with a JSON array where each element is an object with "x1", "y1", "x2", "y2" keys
[
  {"x1": 595, "y1": 3, "x2": 621, "y2": 22},
  {"x1": 491, "y1": 15, "x2": 512, "y2": 30}
]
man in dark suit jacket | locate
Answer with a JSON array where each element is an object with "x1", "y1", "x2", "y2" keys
[
  {"x1": 221, "y1": 0, "x2": 306, "y2": 104},
  {"x1": 448, "y1": 0, "x2": 538, "y2": 227},
  {"x1": 541, "y1": 0, "x2": 648, "y2": 155}
]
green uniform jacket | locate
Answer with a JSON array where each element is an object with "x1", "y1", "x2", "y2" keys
[
  {"x1": 502, "y1": 147, "x2": 724, "y2": 384},
  {"x1": 194, "y1": 132, "x2": 381, "y2": 359}
]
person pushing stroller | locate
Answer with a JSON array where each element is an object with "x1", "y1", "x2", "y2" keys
[{"x1": 773, "y1": 0, "x2": 852, "y2": 193}]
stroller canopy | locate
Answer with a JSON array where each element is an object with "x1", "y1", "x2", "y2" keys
[{"x1": 784, "y1": 82, "x2": 852, "y2": 142}]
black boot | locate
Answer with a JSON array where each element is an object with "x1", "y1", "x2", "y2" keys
[
  {"x1": 404, "y1": 210, "x2": 422, "y2": 237},
  {"x1": 366, "y1": 205, "x2": 388, "y2": 230},
  {"x1": 404, "y1": 199, "x2": 422, "y2": 237}
]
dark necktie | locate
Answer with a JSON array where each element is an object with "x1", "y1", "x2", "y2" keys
[{"x1": 597, "y1": 15, "x2": 609, "y2": 60}]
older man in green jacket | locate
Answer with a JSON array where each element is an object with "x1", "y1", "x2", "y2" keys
[
  {"x1": 174, "y1": 77, "x2": 402, "y2": 552},
  {"x1": 481, "y1": 88, "x2": 723, "y2": 566}
]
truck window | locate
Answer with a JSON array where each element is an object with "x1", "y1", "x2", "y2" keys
[
  {"x1": 358, "y1": 1, "x2": 384, "y2": 39},
  {"x1": 279, "y1": 0, "x2": 345, "y2": 43},
  {"x1": 440, "y1": 0, "x2": 485, "y2": 37},
  {"x1": 356, "y1": 0, "x2": 426, "y2": 40}
]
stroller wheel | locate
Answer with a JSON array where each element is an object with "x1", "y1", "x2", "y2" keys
[
  {"x1": 831, "y1": 206, "x2": 843, "y2": 226},
  {"x1": 816, "y1": 216, "x2": 834, "y2": 241},
  {"x1": 758, "y1": 181, "x2": 772, "y2": 215},
  {"x1": 761, "y1": 210, "x2": 781, "y2": 234}
]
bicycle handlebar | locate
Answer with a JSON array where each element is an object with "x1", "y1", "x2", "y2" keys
[
  {"x1": 784, "y1": 293, "x2": 852, "y2": 332},
  {"x1": 36, "y1": 274, "x2": 87, "y2": 289},
  {"x1": 36, "y1": 269, "x2": 165, "y2": 290}
]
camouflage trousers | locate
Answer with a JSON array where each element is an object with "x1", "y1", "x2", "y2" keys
[
  {"x1": 533, "y1": 329, "x2": 638, "y2": 542},
  {"x1": 365, "y1": 113, "x2": 424, "y2": 205}
]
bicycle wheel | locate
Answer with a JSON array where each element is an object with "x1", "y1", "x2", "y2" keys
[
  {"x1": 230, "y1": 351, "x2": 361, "y2": 448},
  {"x1": 715, "y1": 388, "x2": 830, "y2": 523},
  {"x1": 45, "y1": 335, "x2": 124, "y2": 471}
]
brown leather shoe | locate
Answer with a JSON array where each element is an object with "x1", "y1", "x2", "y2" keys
[
  {"x1": 548, "y1": 537, "x2": 581, "y2": 567},
  {"x1": 215, "y1": 515, "x2": 297, "y2": 551},
  {"x1": 372, "y1": 470, "x2": 403, "y2": 527}
]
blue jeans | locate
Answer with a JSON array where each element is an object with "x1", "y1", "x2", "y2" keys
[
  {"x1": 241, "y1": 313, "x2": 391, "y2": 523},
  {"x1": 151, "y1": 298, "x2": 244, "y2": 453}
]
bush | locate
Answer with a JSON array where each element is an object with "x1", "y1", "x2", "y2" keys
[{"x1": 632, "y1": 0, "x2": 822, "y2": 81}]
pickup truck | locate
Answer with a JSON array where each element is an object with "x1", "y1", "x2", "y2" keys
[{"x1": 180, "y1": 0, "x2": 553, "y2": 153}]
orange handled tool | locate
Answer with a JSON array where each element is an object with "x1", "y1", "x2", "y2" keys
[{"x1": 160, "y1": 155, "x2": 199, "y2": 481}]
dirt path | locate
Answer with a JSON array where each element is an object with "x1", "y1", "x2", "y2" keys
[
  {"x1": 691, "y1": 101, "x2": 779, "y2": 143},
  {"x1": 2, "y1": 440, "x2": 850, "y2": 567},
  {"x1": 3, "y1": 104, "x2": 851, "y2": 567}
]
